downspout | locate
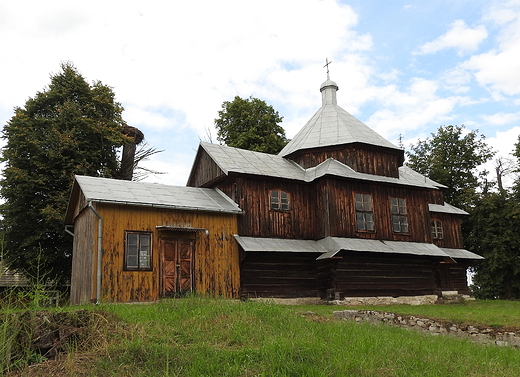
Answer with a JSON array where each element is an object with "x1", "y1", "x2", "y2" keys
[{"x1": 88, "y1": 201, "x2": 103, "y2": 305}]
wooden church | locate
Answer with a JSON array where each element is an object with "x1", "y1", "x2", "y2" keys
[
  {"x1": 187, "y1": 76, "x2": 483, "y2": 299},
  {"x1": 66, "y1": 75, "x2": 482, "y2": 304}
]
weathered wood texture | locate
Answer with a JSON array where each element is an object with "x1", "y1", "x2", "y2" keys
[
  {"x1": 187, "y1": 148, "x2": 225, "y2": 188},
  {"x1": 240, "y1": 252, "x2": 320, "y2": 298},
  {"x1": 286, "y1": 144, "x2": 403, "y2": 178},
  {"x1": 70, "y1": 207, "x2": 96, "y2": 304},
  {"x1": 447, "y1": 262, "x2": 472, "y2": 294},
  {"x1": 430, "y1": 213, "x2": 464, "y2": 249},
  {"x1": 70, "y1": 202, "x2": 239, "y2": 304},
  {"x1": 320, "y1": 252, "x2": 445, "y2": 298},
  {"x1": 217, "y1": 176, "x2": 462, "y2": 248},
  {"x1": 218, "y1": 176, "x2": 320, "y2": 239}
]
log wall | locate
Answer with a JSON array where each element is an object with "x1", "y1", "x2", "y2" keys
[
  {"x1": 321, "y1": 252, "x2": 439, "y2": 297},
  {"x1": 240, "y1": 252, "x2": 320, "y2": 298}
]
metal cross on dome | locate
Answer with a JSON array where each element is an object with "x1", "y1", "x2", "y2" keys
[{"x1": 324, "y1": 58, "x2": 332, "y2": 80}]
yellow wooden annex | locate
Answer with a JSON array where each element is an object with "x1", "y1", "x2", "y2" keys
[{"x1": 65, "y1": 175, "x2": 241, "y2": 304}]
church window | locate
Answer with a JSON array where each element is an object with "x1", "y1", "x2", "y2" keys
[
  {"x1": 270, "y1": 190, "x2": 290, "y2": 211},
  {"x1": 431, "y1": 220, "x2": 444, "y2": 239},
  {"x1": 391, "y1": 197, "x2": 409, "y2": 233},
  {"x1": 124, "y1": 231, "x2": 152, "y2": 270},
  {"x1": 355, "y1": 193, "x2": 374, "y2": 231}
]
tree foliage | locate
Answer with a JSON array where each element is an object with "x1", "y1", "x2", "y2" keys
[
  {"x1": 466, "y1": 192, "x2": 520, "y2": 299},
  {"x1": 0, "y1": 62, "x2": 130, "y2": 283},
  {"x1": 406, "y1": 125, "x2": 494, "y2": 210},
  {"x1": 215, "y1": 96, "x2": 288, "y2": 154}
]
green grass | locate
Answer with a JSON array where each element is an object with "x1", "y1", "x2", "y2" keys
[
  {"x1": 5, "y1": 297, "x2": 520, "y2": 376},
  {"x1": 84, "y1": 297, "x2": 520, "y2": 377}
]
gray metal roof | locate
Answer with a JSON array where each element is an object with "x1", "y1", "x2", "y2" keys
[
  {"x1": 429, "y1": 202, "x2": 468, "y2": 215},
  {"x1": 75, "y1": 175, "x2": 242, "y2": 214},
  {"x1": 279, "y1": 80, "x2": 402, "y2": 157},
  {"x1": 440, "y1": 247, "x2": 484, "y2": 260},
  {"x1": 201, "y1": 142, "x2": 442, "y2": 189},
  {"x1": 234, "y1": 235, "x2": 482, "y2": 260},
  {"x1": 234, "y1": 235, "x2": 328, "y2": 253}
]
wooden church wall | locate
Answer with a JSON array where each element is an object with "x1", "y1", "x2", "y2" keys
[
  {"x1": 187, "y1": 148, "x2": 226, "y2": 188},
  {"x1": 216, "y1": 174, "x2": 461, "y2": 248},
  {"x1": 217, "y1": 176, "x2": 320, "y2": 239},
  {"x1": 430, "y1": 212, "x2": 464, "y2": 249},
  {"x1": 289, "y1": 144, "x2": 402, "y2": 178},
  {"x1": 321, "y1": 251, "x2": 438, "y2": 297},
  {"x1": 319, "y1": 178, "x2": 433, "y2": 243},
  {"x1": 240, "y1": 251, "x2": 320, "y2": 298}
]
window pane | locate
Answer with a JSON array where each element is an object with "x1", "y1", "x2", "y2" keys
[
  {"x1": 365, "y1": 213, "x2": 374, "y2": 231},
  {"x1": 391, "y1": 198, "x2": 398, "y2": 214},
  {"x1": 392, "y1": 215, "x2": 401, "y2": 232},
  {"x1": 356, "y1": 212, "x2": 365, "y2": 230},
  {"x1": 364, "y1": 195, "x2": 372, "y2": 211},
  {"x1": 399, "y1": 199, "x2": 407, "y2": 214},
  {"x1": 355, "y1": 194, "x2": 364, "y2": 211},
  {"x1": 270, "y1": 191, "x2": 279, "y2": 210},
  {"x1": 280, "y1": 191, "x2": 289, "y2": 210},
  {"x1": 127, "y1": 242, "x2": 138, "y2": 268}
]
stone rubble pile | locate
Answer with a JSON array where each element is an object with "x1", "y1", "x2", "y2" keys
[{"x1": 333, "y1": 310, "x2": 520, "y2": 348}]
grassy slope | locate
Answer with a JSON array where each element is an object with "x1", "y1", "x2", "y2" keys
[{"x1": 10, "y1": 298, "x2": 520, "y2": 377}]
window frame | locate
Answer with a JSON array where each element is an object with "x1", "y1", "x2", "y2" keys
[
  {"x1": 269, "y1": 189, "x2": 290, "y2": 211},
  {"x1": 355, "y1": 193, "x2": 375, "y2": 232},
  {"x1": 390, "y1": 197, "x2": 409, "y2": 234},
  {"x1": 431, "y1": 219, "x2": 444, "y2": 239},
  {"x1": 124, "y1": 231, "x2": 153, "y2": 271}
]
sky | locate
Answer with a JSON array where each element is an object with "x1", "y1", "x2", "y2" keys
[{"x1": 1, "y1": 0, "x2": 519, "y2": 187}]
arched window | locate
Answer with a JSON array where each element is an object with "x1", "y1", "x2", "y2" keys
[
  {"x1": 431, "y1": 220, "x2": 444, "y2": 239},
  {"x1": 270, "y1": 190, "x2": 290, "y2": 210}
]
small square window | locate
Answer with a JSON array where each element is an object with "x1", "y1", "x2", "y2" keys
[
  {"x1": 270, "y1": 190, "x2": 290, "y2": 210},
  {"x1": 125, "y1": 231, "x2": 152, "y2": 270}
]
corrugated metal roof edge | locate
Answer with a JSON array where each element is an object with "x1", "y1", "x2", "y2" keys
[
  {"x1": 86, "y1": 198, "x2": 242, "y2": 214},
  {"x1": 234, "y1": 235, "x2": 484, "y2": 261}
]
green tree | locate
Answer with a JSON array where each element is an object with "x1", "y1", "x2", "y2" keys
[
  {"x1": 215, "y1": 96, "x2": 288, "y2": 154},
  {"x1": 0, "y1": 62, "x2": 130, "y2": 283},
  {"x1": 406, "y1": 125, "x2": 494, "y2": 210},
  {"x1": 466, "y1": 191, "x2": 520, "y2": 299}
]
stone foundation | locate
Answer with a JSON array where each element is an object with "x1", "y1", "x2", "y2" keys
[
  {"x1": 333, "y1": 295, "x2": 440, "y2": 306},
  {"x1": 334, "y1": 310, "x2": 520, "y2": 348}
]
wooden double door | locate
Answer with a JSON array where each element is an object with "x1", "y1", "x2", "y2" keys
[{"x1": 160, "y1": 238, "x2": 194, "y2": 296}]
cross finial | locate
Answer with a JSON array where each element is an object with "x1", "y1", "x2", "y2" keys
[{"x1": 324, "y1": 58, "x2": 332, "y2": 80}]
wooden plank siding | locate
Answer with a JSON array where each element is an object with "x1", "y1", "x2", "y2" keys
[
  {"x1": 240, "y1": 252, "x2": 320, "y2": 298},
  {"x1": 431, "y1": 213, "x2": 464, "y2": 249},
  {"x1": 287, "y1": 143, "x2": 403, "y2": 178},
  {"x1": 215, "y1": 175, "x2": 462, "y2": 249},
  {"x1": 70, "y1": 208, "x2": 97, "y2": 304},
  {"x1": 70, "y1": 202, "x2": 239, "y2": 304},
  {"x1": 319, "y1": 252, "x2": 441, "y2": 298},
  {"x1": 218, "y1": 176, "x2": 320, "y2": 240},
  {"x1": 188, "y1": 148, "x2": 226, "y2": 188}
]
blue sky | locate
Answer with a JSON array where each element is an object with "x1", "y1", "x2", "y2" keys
[{"x1": 1, "y1": 0, "x2": 519, "y2": 186}]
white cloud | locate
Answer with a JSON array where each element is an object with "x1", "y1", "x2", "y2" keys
[
  {"x1": 415, "y1": 20, "x2": 487, "y2": 56},
  {"x1": 481, "y1": 111, "x2": 520, "y2": 126}
]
